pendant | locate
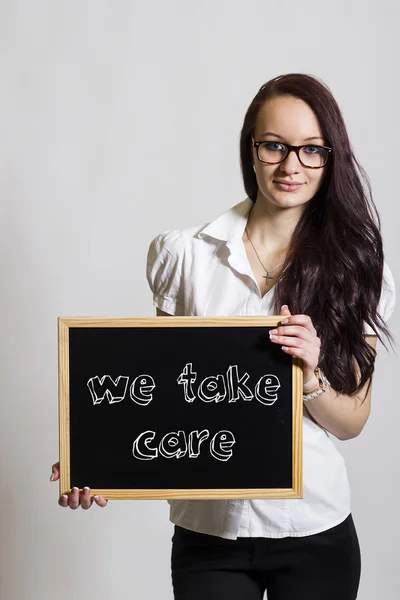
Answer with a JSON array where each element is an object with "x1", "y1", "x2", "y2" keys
[{"x1": 263, "y1": 272, "x2": 273, "y2": 280}]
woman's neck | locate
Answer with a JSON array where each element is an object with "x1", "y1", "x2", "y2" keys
[{"x1": 245, "y1": 198, "x2": 304, "y2": 252}]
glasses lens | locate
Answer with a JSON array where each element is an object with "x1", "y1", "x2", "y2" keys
[
  {"x1": 258, "y1": 142, "x2": 288, "y2": 164},
  {"x1": 257, "y1": 142, "x2": 329, "y2": 167},
  {"x1": 299, "y1": 145, "x2": 328, "y2": 167}
]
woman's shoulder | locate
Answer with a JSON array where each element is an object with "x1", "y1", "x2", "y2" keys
[
  {"x1": 380, "y1": 259, "x2": 396, "y2": 319},
  {"x1": 146, "y1": 223, "x2": 213, "y2": 316},
  {"x1": 147, "y1": 222, "x2": 213, "y2": 258},
  {"x1": 363, "y1": 259, "x2": 396, "y2": 335},
  {"x1": 382, "y1": 260, "x2": 396, "y2": 294},
  {"x1": 147, "y1": 198, "x2": 252, "y2": 257},
  {"x1": 147, "y1": 229, "x2": 184, "y2": 259}
]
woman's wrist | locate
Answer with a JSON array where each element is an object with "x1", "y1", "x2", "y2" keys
[
  {"x1": 303, "y1": 375, "x2": 320, "y2": 394},
  {"x1": 303, "y1": 368, "x2": 329, "y2": 402}
]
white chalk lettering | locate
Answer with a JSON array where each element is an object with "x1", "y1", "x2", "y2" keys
[
  {"x1": 130, "y1": 374, "x2": 155, "y2": 406},
  {"x1": 87, "y1": 375, "x2": 129, "y2": 405},
  {"x1": 255, "y1": 374, "x2": 281, "y2": 406},
  {"x1": 226, "y1": 365, "x2": 253, "y2": 402},
  {"x1": 132, "y1": 430, "x2": 158, "y2": 460},
  {"x1": 159, "y1": 431, "x2": 188, "y2": 459},
  {"x1": 88, "y1": 365, "x2": 282, "y2": 408},
  {"x1": 197, "y1": 375, "x2": 227, "y2": 403},
  {"x1": 131, "y1": 429, "x2": 236, "y2": 461},
  {"x1": 188, "y1": 429, "x2": 210, "y2": 457},
  {"x1": 177, "y1": 362, "x2": 197, "y2": 402},
  {"x1": 210, "y1": 430, "x2": 236, "y2": 461}
]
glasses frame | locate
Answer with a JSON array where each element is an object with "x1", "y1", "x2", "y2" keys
[{"x1": 251, "y1": 136, "x2": 333, "y2": 169}]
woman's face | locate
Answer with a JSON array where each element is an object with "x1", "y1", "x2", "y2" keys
[{"x1": 252, "y1": 96, "x2": 327, "y2": 211}]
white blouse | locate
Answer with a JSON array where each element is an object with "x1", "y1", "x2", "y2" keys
[{"x1": 146, "y1": 198, "x2": 396, "y2": 539}]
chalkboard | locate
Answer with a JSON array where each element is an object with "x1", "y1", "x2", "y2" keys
[{"x1": 58, "y1": 317, "x2": 303, "y2": 500}]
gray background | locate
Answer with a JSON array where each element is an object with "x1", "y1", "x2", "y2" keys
[{"x1": 1, "y1": 1, "x2": 398, "y2": 599}]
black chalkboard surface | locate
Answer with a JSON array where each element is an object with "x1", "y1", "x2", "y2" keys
[{"x1": 58, "y1": 317, "x2": 303, "y2": 500}]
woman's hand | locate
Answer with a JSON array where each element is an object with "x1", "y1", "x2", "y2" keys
[
  {"x1": 50, "y1": 462, "x2": 108, "y2": 509},
  {"x1": 269, "y1": 305, "x2": 321, "y2": 392}
]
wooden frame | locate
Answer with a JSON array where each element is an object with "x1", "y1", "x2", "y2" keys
[{"x1": 58, "y1": 316, "x2": 303, "y2": 499}]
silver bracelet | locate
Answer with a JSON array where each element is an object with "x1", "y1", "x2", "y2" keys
[{"x1": 303, "y1": 367, "x2": 329, "y2": 402}]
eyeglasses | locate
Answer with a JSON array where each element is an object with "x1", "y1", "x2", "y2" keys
[{"x1": 252, "y1": 137, "x2": 332, "y2": 169}]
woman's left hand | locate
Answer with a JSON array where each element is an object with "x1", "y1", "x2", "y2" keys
[{"x1": 269, "y1": 305, "x2": 321, "y2": 392}]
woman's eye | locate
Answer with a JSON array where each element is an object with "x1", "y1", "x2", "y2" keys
[
  {"x1": 304, "y1": 145, "x2": 322, "y2": 154},
  {"x1": 264, "y1": 142, "x2": 284, "y2": 151}
]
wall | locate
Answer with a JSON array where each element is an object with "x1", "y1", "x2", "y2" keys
[{"x1": 1, "y1": 1, "x2": 398, "y2": 598}]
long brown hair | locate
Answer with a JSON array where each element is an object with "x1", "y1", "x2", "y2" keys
[{"x1": 240, "y1": 73, "x2": 395, "y2": 396}]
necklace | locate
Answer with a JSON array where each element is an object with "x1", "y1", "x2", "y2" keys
[{"x1": 245, "y1": 225, "x2": 286, "y2": 280}]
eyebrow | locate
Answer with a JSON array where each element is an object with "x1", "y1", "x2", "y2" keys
[{"x1": 260, "y1": 131, "x2": 324, "y2": 142}]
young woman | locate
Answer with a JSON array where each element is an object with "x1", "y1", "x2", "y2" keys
[
  {"x1": 145, "y1": 73, "x2": 396, "y2": 599},
  {"x1": 51, "y1": 73, "x2": 395, "y2": 599}
]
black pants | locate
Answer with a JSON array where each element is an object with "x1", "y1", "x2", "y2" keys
[{"x1": 171, "y1": 514, "x2": 361, "y2": 599}]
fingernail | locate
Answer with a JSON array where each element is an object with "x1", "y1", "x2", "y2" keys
[
  {"x1": 281, "y1": 319, "x2": 288, "y2": 324},
  {"x1": 281, "y1": 304, "x2": 288, "y2": 310},
  {"x1": 94, "y1": 495, "x2": 99, "y2": 501},
  {"x1": 50, "y1": 474, "x2": 54, "y2": 481},
  {"x1": 62, "y1": 495, "x2": 68, "y2": 501},
  {"x1": 83, "y1": 487, "x2": 89, "y2": 494},
  {"x1": 269, "y1": 329, "x2": 278, "y2": 335},
  {"x1": 72, "y1": 487, "x2": 79, "y2": 493}
]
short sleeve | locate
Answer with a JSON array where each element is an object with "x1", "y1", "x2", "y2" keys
[
  {"x1": 146, "y1": 229, "x2": 185, "y2": 316},
  {"x1": 363, "y1": 261, "x2": 396, "y2": 335}
]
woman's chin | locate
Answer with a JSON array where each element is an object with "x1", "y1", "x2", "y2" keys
[{"x1": 260, "y1": 191, "x2": 312, "y2": 210}]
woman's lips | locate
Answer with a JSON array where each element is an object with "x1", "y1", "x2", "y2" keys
[{"x1": 274, "y1": 181, "x2": 304, "y2": 192}]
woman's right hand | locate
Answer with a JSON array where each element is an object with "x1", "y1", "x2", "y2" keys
[{"x1": 50, "y1": 462, "x2": 108, "y2": 509}]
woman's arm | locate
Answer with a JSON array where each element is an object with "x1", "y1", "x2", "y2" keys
[
  {"x1": 157, "y1": 307, "x2": 375, "y2": 441},
  {"x1": 267, "y1": 304, "x2": 378, "y2": 442},
  {"x1": 303, "y1": 334, "x2": 377, "y2": 441}
]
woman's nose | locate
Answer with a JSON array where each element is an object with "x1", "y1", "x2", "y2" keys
[{"x1": 279, "y1": 149, "x2": 302, "y2": 174}]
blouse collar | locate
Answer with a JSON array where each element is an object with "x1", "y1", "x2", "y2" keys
[{"x1": 196, "y1": 198, "x2": 253, "y2": 244}]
